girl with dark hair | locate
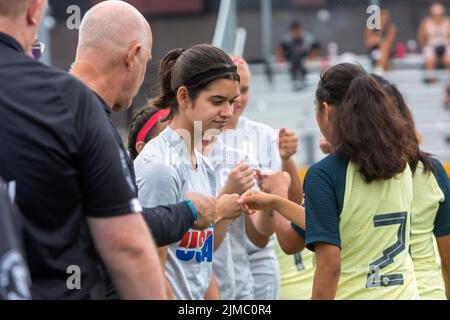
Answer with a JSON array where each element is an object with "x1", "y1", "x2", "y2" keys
[
  {"x1": 317, "y1": 74, "x2": 450, "y2": 299},
  {"x1": 128, "y1": 106, "x2": 170, "y2": 160},
  {"x1": 244, "y1": 63, "x2": 419, "y2": 299},
  {"x1": 308, "y1": 63, "x2": 419, "y2": 299},
  {"x1": 304, "y1": 63, "x2": 419, "y2": 299},
  {"x1": 133, "y1": 44, "x2": 247, "y2": 300},
  {"x1": 371, "y1": 74, "x2": 450, "y2": 300}
]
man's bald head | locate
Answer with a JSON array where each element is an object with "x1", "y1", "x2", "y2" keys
[
  {"x1": 0, "y1": 0, "x2": 47, "y2": 54},
  {"x1": 77, "y1": 0, "x2": 152, "y2": 61},
  {"x1": 73, "y1": 1, "x2": 153, "y2": 113},
  {"x1": 0, "y1": 0, "x2": 28, "y2": 17}
]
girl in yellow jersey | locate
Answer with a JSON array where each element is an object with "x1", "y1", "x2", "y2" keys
[
  {"x1": 372, "y1": 74, "x2": 450, "y2": 300},
  {"x1": 241, "y1": 63, "x2": 419, "y2": 299},
  {"x1": 305, "y1": 64, "x2": 419, "y2": 299},
  {"x1": 275, "y1": 242, "x2": 315, "y2": 300}
]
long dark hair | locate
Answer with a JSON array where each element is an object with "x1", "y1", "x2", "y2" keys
[
  {"x1": 371, "y1": 74, "x2": 435, "y2": 174},
  {"x1": 150, "y1": 44, "x2": 240, "y2": 119},
  {"x1": 128, "y1": 106, "x2": 162, "y2": 160},
  {"x1": 316, "y1": 63, "x2": 416, "y2": 182}
]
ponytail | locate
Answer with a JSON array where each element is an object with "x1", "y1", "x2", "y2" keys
[
  {"x1": 371, "y1": 74, "x2": 435, "y2": 175},
  {"x1": 316, "y1": 63, "x2": 416, "y2": 182},
  {"x1": 150, "y1": 48, "x2": 184, "y2": 119}
]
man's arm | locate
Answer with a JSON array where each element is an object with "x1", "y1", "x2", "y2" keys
[
  {"x1": 142, "y1": 192, "x2": 217, "y2": 247},
  {"x1": 88, "y1": 214, "x2": 167, "y2": 299},
  {"x1": 142, "y1": 203, "x2": 193, "y2": 247},
  {"x1": 76, "y1": 89, "x2": 166, "y2": 299}
]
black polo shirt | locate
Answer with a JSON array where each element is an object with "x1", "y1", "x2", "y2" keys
[
  {"x1": 95, "y1": 94, "x2": 196, "y2": 299},
  {"x1": 95, "y1": 94, "x2": 196, "y2": 248},
  {"x1": 0, "y1": 32, "x2": 140, "y2": 299}
]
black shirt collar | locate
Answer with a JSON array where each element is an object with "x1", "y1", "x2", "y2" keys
[
  {"x1": 92, "y1": 91, "x2": 112, "y2": 117},
  {"x1": 0, "y1": 32, "x2": 24, "y2": 53}
]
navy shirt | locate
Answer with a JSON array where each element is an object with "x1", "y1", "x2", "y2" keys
[
  {"x1": 0, "y1": 32, "x2": 140, "y2": 299},
  {"x1": 292, "y1": 153, "x2": 348, "y2": 250}
]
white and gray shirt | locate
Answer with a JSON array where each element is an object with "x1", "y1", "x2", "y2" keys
[
  {"x1": 219, "y1": 116, "x2": 282, "y2": 299},
  {"x1": 209, "y1": 140, "x2": 259, "y2": 300},
  {"x1": 134, "y1": 126, "x2": 216, "y2": 300}
]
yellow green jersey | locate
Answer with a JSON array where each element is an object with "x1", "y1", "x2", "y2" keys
[
  {"x1": 275, "y1": 240, "x2": 315, "y2": 300},
  {"x1": 411, "y1": 159, "x2": 450, "y2": 300},
  {"x1": 304, "y1": 153, "x2": 418, "y2": 300}
]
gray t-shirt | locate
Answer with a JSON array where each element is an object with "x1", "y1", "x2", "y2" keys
[
  {"x1": 134, "y1": 126, "x2": 216, "y2": 300},
  {"x1": 209, "y1": 140, "x2": 257, "y2": 300}
]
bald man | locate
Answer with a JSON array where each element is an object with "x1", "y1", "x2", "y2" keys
[
  {"x1": 70, "y1": 1, "x2": 217, "y2": 299},
  {"x1": 71, "y1": 0, "x2": 151, "y2": 112},
  {"x1": 1, "y1": 0, "x2": 167, "y2": 299}
]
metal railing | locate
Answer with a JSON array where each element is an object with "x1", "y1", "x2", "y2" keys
[
  {"x1": 212, "y1": 0, "x2": 238, "y2": 54},
  {"x1": 213, "y1": 0, "x2": 252, "y2": 58}
]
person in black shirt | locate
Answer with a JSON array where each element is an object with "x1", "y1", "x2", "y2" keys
[
  {"x1": 70, "y1": 1, "x2": 216, "y2": 245},
  {"x1": 69, "y1": 1, "x2": 218, "y2": 299},
  {"x1": 277, "y1": 20, "x2": 314, "y2": 91},
  {"x1": 0, "y1": 178, "x2": 32, "y2": 300},
  {"x1": 0, "y1": 0, "x2": 167, "y2": 299}
]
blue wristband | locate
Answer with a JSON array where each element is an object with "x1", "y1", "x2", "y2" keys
[{"x1": 183, "y1": 199, "x2": 198, "y2": 222}]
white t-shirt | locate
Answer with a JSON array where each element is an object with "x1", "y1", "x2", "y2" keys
[
  {"x1": 219, "y1": 116, "x2": 282, "y2": 299},
  {"x1": 134, "y1": 126, "x2": 216, "y2": 300},
  {"x1": 209, "y1": 140, "x2": 258, "y2": 300}
]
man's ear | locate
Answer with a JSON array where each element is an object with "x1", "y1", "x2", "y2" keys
[
  {"x1": 177, "y1": 86, "x2": 190, "y2": 111},
  {"x1": 125, "y1": 42, "x2": 142, "y2": 69},
  {"x1": 27, "y1": 0, "x2": 44, "y2": 26}
]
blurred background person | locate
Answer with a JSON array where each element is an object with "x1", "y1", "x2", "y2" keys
[
  {"x1": 277, "y1": 20, "x2": 316, "y2": 91},
  {"x1": 418, "y1": 2, "x2": 450, "y2": 83},
  {"x1": 365, "y1": 9, "x2": 397, "y2": 74}
]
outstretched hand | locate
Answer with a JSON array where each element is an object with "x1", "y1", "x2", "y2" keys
[{"x1": 238, "y1": 189, "x2": 277, "y2": 213}]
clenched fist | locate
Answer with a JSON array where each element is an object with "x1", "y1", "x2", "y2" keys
[
  {"x1": 279, "y1": 128, "x2": 298, "y2": 161},
  {"x1": 256, "y1": 170, "x2": 291, "y2": 198},
  {"x1": 221, "y1": 161, "x2": 255, "y2": 196},
  {"x1": 215, "y1": 194, "x2": 243, "y2": 223}
]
